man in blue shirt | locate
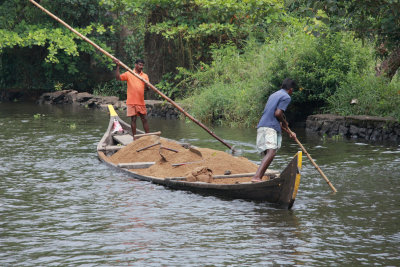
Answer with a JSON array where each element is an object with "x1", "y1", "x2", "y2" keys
[{"x1": 251, "y1": 78, "x2": 297, "y2": 183}]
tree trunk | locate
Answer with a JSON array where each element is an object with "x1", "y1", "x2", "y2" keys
[
  {"x1": 376, "y1": 47, "x2": 400, "y2": 80},
  {"x1": 145, "y1": 8, "x2": 169, "y2": 84}
]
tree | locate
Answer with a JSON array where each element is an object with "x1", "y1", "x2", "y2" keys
[
  {"x1": 288, "y1": 0, "x2": 400, "y2": 80},
  {"x1": 101, "y1": 0, "x2": 287, "y2": 83},
  {"x1": 0, "y1": 0, "x2": 116, "y2": 91}
]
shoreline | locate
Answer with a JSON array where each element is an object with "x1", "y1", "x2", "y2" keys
[
  {"x1": 3, "y1": 89, "x2": 399, "y2": 143},
  {"x1": 306, "y1": 114, "x2": 400, "y2": 143},
  {"x1": 36, "y1": 89, "x2": 181, "y2": 120}
]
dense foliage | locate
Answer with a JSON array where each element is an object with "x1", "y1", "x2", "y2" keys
[
  {"x1": 288, "y1": 0, "x2": 400, "y2": 80},
  {"x1": 1, "y1": 0, "x2": 399, "y2": 123},
  {"x1": 179, "y1": 28, "x2": 377, "y2": 126},
  {"x1": 327, "y1": 74, "x2": 400, "y2": 121},
  {"x1": 98, "y1": 0, "x2": 288, "y2": 85},
  {"x1": 0, "y1": 0, "x2": 116, "y2": 91}
]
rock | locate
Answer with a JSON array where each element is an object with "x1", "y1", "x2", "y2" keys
[
  {"x1": 75, "y1": 92, "x2": 93, "y2": 102},
  {"x1": 65, "y1": 90, "x2": 78, "y2": 103},
  {"x1": 37, "y1": 90, "x2": 76, "y2": 104},
  {"x1": 338, "y1": 125, "x2": 348, "y2": 136},
  {"x1": 306, "y1": 114, "x2": 399, "y2": 142},
  {"x1": 349, "y1": 125, "x2": 359, "y2": 135},
  {"x1": 37, "y1": 90, "x2": 180, "y2": 120}
]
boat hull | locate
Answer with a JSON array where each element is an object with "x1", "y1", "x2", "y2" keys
[{"x1": 97, "y1": 106, "x2": 302, "y2": 209}]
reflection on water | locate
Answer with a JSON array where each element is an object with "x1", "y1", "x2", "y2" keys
[{"x1": 0, "y1": 102, "x2": 399, "y2": 266}]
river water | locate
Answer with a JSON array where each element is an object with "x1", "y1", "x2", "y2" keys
[{"x1": 1, "y1": 102, "x2": 399, "y2": 266}]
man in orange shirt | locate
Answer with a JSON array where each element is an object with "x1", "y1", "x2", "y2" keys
[{"x1": 114, "y1": 59, "x2": 150, "y2": 136}]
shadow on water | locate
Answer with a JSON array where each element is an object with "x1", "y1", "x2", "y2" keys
[{"x1": 1, "y1": 102, "x2": 399, "y2": 266}]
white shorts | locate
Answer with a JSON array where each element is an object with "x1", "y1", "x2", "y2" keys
[{"x1": 256, "y1": 127, "x2": 282, "y2": 153}]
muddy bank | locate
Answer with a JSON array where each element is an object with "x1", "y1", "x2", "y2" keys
[
  {"x1": 306, "y1": 114, "x2": 400, "y2": 142},
  {"x1": 37, "y1": 90, "x2": 180, "y2": 119}
]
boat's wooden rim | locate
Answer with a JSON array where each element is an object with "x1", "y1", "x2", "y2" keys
[
  {"x1": 98, "y1": 148, "x2": 299, "y2": 188},
  {"x1": 97, "y1": 105, "x2": 302, "y2": 209}
]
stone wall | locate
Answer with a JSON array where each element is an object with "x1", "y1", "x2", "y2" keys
[
  {"x1": 37, "y1": 90, "x2": 180, "y2": 119},
  {"x1": 306, "y1": 114, "x2": 400, "y2": 142}
]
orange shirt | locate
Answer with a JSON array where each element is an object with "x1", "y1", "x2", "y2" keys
[{"x1": 120, "y1": 71, "x2": 149, "y2": 105}]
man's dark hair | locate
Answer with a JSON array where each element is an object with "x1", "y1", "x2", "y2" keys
[
  {"x1": 135, "y1": 59, "x2": 145, "y2": 64},
  {"x1": 281, "y1": 78, "x2": 297, "y2": 90}
]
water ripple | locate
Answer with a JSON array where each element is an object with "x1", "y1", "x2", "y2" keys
[{"x1": 0, "y1": 104, "x2": 399, "y2": 266}]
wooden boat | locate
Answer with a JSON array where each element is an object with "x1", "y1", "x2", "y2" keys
[{"x1": 97, "y1": 105, "x2": 302, "y2": 209}]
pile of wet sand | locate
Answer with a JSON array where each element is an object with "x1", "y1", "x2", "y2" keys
[{"x1": 108, "y1": 135, "x2": 262, "y2": 181}]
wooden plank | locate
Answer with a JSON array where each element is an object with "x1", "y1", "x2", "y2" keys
[
  {"x1": 100, "y1": 145, "x2": 125, "y2": 151},
  {"x1": 117, "y1": 162, "x2": 156, "y2": 169},
  {"x1": 165, "y1": 177, "x2": 186, "y2": 181},
  {"x1": 113, "y1": 134, "x2": 133, "y2": 145},
  {"x1": 134, "y1": 131, "x2": 161, "y2": 140},
  {"x1": 160, "y1": 146, "x2": 179, "y2": 153},
  {"x1": 171, "y1": 160, "x2": 204, "y2": 167},
  {"x1": 165, "y1": 171, "x2": 280, "y2": 181},
  {"x1": 213, "y1": 171, "x2": 279, "y2": 179},
  {"x1": 137, "y1": 142, "x2": 160, "y2": 152}
]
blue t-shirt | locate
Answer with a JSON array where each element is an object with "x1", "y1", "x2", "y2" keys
[{"x1": 257, "y1": 89, "x2": 291, "y2": 132}]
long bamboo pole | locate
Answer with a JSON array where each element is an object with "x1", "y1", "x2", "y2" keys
[
  {"x1": 286, "y1": 127, "x2": 338, "y2": 193},
  {"x1": 28, "y1": 0, "x2": 233, "y2": 150}
]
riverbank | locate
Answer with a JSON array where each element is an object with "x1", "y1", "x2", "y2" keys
[
  {"x1": 306, "y1": 114, "x2": 400, "y2": 142},
  {"x1": 11, "y1": 89, "x2": 400, "y2": 143},
  {"x1": 37, "y1": 90, "x2": 180, "y2": 119}
]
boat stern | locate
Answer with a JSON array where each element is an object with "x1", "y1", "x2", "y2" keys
[{"x1": 278, "y1": 151, "x2": 302, "y2": 209}]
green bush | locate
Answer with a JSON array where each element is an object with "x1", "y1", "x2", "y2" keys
[
  {"x1": 180, "y1": 41, "x2": 275, "y2": 127},
  {"x1": 93, "y1": 79, "x2": 125, "y2": 100},
  {"x1": 180, "y1": 26, "x2": 375, "y2": 126},
  {"x1": 327, "y1": 73, "x2": 400, "y2": 121},
  {"x1": 154, "y1": 72, "x2": 184, "y2": 100},
  {"x1": 288, "y1": 32, "x2": 373, "y2": 106}
]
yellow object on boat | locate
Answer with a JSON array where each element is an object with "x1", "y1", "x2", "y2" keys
[{"x1": 108, "y1": 105, "x2": 118, "y2": 117}]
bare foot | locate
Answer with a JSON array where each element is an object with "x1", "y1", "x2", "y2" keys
[{"x1": 251, "y1": 177, "x2": 262, "y2": 183}]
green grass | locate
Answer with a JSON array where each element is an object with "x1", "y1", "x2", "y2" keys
[{"x1": 327, "y1": 73, "x2": 400, "y2": 121}]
